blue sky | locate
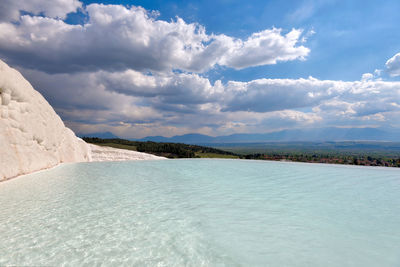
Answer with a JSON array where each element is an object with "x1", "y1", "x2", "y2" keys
[
  {"x1": 1, "y1": 0, "x2": 400, "y2": 138},
  {"x1": 74, "y1": 0, "x2": 400, "y2": 81}
]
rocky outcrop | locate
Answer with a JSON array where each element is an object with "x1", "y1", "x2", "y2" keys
[{"x1": 0, "y1": 59, "x2": 91, "y2": 181}]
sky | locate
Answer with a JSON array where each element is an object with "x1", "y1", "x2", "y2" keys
[{"x1": 0, "y1": 0, "x2": 400, "y2": 138}]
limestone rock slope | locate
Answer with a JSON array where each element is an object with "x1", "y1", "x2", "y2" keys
[{"x1": 0, "y1": 59, "x2": 91, "y2": 181}]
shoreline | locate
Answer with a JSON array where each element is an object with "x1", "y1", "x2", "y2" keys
[
  {"x1": 3, "y1": 144, "x2": 399, "y2": 183},
  {"x1": 3, "y1": 155, "x2": 399, "y2": 184},
  {"x1": 172, "y1": 157, "x2": 400, "y2": 170},
  {"x1": 0, "y1": 163, "x2": 64, "y2": 184},
  {"x1": 241, "y1": 157, "x2": 400, "y2": 169},
  {"x1": 0, "y1": 144, "x2": 166, "y2": 183}
]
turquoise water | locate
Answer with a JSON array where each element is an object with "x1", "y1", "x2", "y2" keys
[{"x1": 0, "y1": 159, "x2": 399, "y2": 266}]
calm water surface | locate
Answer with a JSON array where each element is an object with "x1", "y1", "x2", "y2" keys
[{"x1": 0, "y1": 159, "x2": 399, "y2": 266}]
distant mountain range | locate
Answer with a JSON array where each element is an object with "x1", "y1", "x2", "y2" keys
[
  {"x1": 81, "y1": 127, "x2": 400, "y2": 145},
  {"x1": 137, "y1": 127, "x2": 400, "y2": 144}
]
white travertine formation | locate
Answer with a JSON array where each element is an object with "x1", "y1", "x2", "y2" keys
[
  {"x1": 0, "y1": 59, "x2": 166, "y2": 181},
  {"x1": 89, "y1": 144, "x2": 165, "y2": 161},
  {"x1": 0, "y1": 59, "x2": 92, "y2": 181}
]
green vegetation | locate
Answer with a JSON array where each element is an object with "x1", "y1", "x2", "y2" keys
[
  {"x1": 83, "y1": 137, "x2": 239, "y2": 159},
  {"x1": 215, "y1": 141, "x2": 400, "y2": 155},
  {"x1": 93, "y1": 142, "x2": 138, "y2": 151},
  {"x1": 213, "y1": 142, "x2": 400, "y2": 167},
  {"x1": 195, "y1": 152, "x2": 239, "y2": 159}
]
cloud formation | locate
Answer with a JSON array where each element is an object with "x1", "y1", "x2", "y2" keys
[
  {"x1": 216, "y1": 28, "x2": 309, "y2": 69},
  {"x1": 0, "y1": 4, "x2": 309, "y2": 73},
  {"x1": 21, "y1": 67, "x2": 400, "y2": 138},
  {"x1": 0, "y1": 0, "x2": 82, "y2": 22},
  {"x1": 1, "y1": 1, "x2": 399, "y2": 138},
  {"x1": 386, "y1": 52, "x2": 400, "y2": 77}
]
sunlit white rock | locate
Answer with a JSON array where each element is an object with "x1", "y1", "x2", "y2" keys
[
  {"x1": 0, "y1": 59, "x2": 92, "y2": 181},
  {"x1": 0, "y1": 59, "x2": 167, "y2": 181}
]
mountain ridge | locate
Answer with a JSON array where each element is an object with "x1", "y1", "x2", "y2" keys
[{"x1": 134, "y1": 127, "x2": 399, "y2": 144}]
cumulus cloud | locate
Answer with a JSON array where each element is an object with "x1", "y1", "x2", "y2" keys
[
  {"x1": 0, "y1": 4, "x2": 309, "y2": 73},
  {"x1": 99, "y1": 70, "x2": 223, "y2": 105},
  {"x1": 0, "y1": 0, "x2": 82, "y2": 22},
  {"x1": 223, "y1": 77, "x2": 400, "y2": 115},
  {"x1": 222, "y1": 77, "x2": 336, "y2": 112},
  {"x1": 217, "y1": 28, "x2": 309, "y2": 69},
  {"x1": 20, "y1": 68, "x2": 125, "y2": 111},
  {"x1": 2, "y1": 1, "x2": 398, "y2": 138},
  {"x1": 18, "y1": 66, "x2": 400, "y2": 137},
  {"x1": 386, "y1": 52, "x2": 400, "y2": 77}
]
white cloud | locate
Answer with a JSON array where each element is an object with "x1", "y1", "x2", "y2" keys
[
  {"x1": 2, "y1": 1, "x2": 398, "y2": 138},
  {"x1": 99, "y1": 70, "x2": 226, "y2": 112},
  {"x1": 0, "y1": 0, "x2": 82, "y2": 22},
  {"x1": 386, "y1": 52, "x2": 400, "y2": 77},
  {"x1": 223, "y1": 77, "x2": 400, "y2": 115},
  {"x1": 223, "y1": 77, "x2": 340, "y2": 112},
  {"x1": 313, "y1": 100, "x2": 355, "y2": 116},
  {"x1": 374, "y1": 69, "x2": 382, "y2": 76},
  {"x1": 361, "y1": 73, "x2": 374, "y2": 81},
  {"x1": 217, "y1": 28, "x2": 309, "y2": 69},
  {"x1": 0, "y1": 4, "x2": 309, "y2": 73},
  {"x1": 19, "y1": 67, "x2": 400, "y2": 137}
]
